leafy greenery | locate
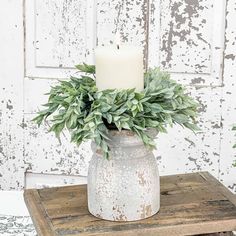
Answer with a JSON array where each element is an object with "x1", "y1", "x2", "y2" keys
[{"x1": 33, "y1": 63, "x2": 199, "y2": 159}]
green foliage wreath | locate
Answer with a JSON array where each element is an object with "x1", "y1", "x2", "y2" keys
[{"x1": 33, "y1": 64, "x2": 199, "y2": 158}]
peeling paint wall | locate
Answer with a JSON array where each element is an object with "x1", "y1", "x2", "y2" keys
[
  {"x1": 220, "y1": 0, "x2": 236, "y2": 192},
  {"x1": 0, "y1": 0, "x2": 24, "y2": 190},
  {"x1": 160, "y1": 0, "x2": 213, "y2": 73},
  {"x1": 149, "y1": 0, "x2": 235, "y2": 192},
  {"x1": 0, "y1": 0, "x2": 235, "y2": 192}
]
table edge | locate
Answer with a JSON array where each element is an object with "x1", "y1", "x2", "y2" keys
[
  {"x1": 24, "y1": 189, "x2": 55, "y2": 236},
  {"x1": 199, "y1": 172, "x2": 236, "y2": 206}
]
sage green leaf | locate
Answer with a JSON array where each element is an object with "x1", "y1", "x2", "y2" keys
[{"x1": 75, "y1": 63, "x2": 95, "y2": 74}]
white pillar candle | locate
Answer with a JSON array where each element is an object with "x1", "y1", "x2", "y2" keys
[{"x1": 95, "y1": 44, "x2": 144, "y2": 91}]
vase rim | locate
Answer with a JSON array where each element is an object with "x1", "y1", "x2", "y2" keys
[
  {"x1": 107, "y1": 128, "x2": 158, "y2": 138},
  {"x1": 104, "y1": 128, "x2": 158, "y2": 147},
  {"x1": 108, "y1": 130, "x2": 136, "y2": 137}
]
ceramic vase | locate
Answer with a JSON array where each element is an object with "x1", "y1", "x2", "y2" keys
[{"x1": 87, "y1": 130, "x2": 160, "y2": 221}]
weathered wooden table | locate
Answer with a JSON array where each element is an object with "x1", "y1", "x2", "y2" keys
[{"x1": 24, "y1": 172, "x2": 236, "y2": 236}]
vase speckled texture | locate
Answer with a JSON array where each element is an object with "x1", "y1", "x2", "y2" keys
[{"x1": 87, "y1": 130, "x2": 160, "y2": 221}]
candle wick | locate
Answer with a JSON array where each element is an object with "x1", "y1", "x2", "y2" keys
[{"x1": 117, "y1": 44, "x2": 120, "y2": 50}]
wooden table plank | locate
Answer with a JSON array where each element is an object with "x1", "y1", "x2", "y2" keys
[
  {"x1": 24, "y1": 172, "x2": 236, "y2": 236},
  {"x1": 24, "y1": 189, "x2": 56, "y2": 236}
]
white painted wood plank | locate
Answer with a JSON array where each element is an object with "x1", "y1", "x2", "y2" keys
[
  {"x1": 25, "y1": 173, "x2": 87, "y2": 189},
  {"x1": 159, "y1": 0, "x2": 213, "y2": 73},
  {"x1": 0, "y1": 0, "x2": 24, "y2": 190},
  {"x1": 219, "y1": 0, "x2": 236, "y2": 193},
  {"x1": 35, "y1": 0, "x2": 87, "y2": 68},
  {"x1": 148, "y1": 0, "x2": 161, "y2": 68},
  {"x1": 148, "y1": 0, "x2": 226, "y2": 86},
  {"x1": 25, "y1": 0, "x2": 96, "y2": 79}
]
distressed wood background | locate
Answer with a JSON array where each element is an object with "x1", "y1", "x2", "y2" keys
[{"x1": 0, "y1": 0, "x2": 235, "y2": 192}]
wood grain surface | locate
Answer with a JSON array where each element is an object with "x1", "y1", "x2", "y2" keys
[{"x1": 24, "y1": 172, "x2": 236, "y2": 236}]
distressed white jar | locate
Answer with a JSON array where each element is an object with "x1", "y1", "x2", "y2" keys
[{"x1": 87, "y1": 130, "x2": 160, "y2": 221}]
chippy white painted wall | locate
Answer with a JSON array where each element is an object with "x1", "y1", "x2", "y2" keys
[
  {"x1": 0, "y1": 0, "x2": 24, "y2": 190},
  {"x1": 0, "y1": 0, "x2": 235, "y2": 192}
]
